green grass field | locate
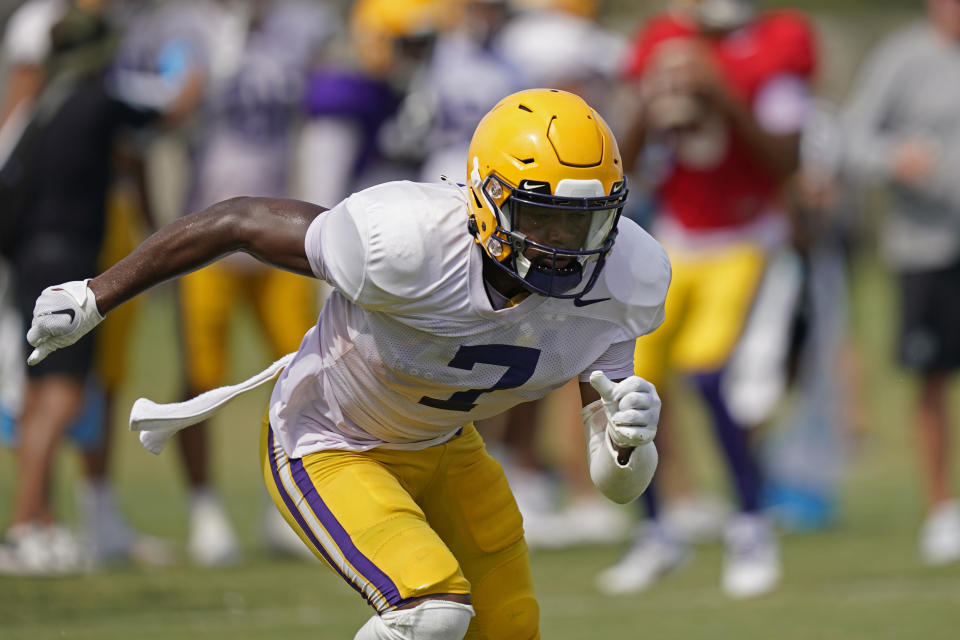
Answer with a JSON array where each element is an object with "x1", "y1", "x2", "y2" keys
[{"x1": 2, "y1": 253, "x2": 960, "y2": 639}]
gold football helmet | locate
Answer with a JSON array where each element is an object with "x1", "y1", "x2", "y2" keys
[
  {"x1": 350, "y1": 0, "x2": 447, "y2": 76},
  {"x1": 466, "y1": 89, "x2": 627, "y2": 298}
]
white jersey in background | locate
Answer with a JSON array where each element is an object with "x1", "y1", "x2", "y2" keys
[
  {"x1": 495, "y1": 8, "x2": 626, "y2": 93},
  {"x1": 270, "y1": 180, "x2": 671, "y2": 458},
  {"x1": 418, "y1": 30, "x2": 527, "y2": 183},
  {"x1": 120, "y1": 0, "x2": 331, "y2": 208}
]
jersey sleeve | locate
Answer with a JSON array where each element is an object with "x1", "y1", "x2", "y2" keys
[
  {"x1": 2, "y1": 0, "x2": 62, "y2": 66},
  {"x1": 304, "y1": 196, "x2": 368, "y2": 301},
  {"x1": 578, "y1": 340, "x2": 635, "y2": 382},
  {"x1": 303, "y1": 182, "x2": 442, "y2": 310},
  {"x1": 599, "y1": 219, "x2": 671, "y2": 340},
  {"x1": 753, "y1": 74, "x2": 812, "y2": 135},
  {"x1": 840, "y1": 29, "x2": 912, "y2": 180},
  {"x1": 764, "y1": 11, "x2": 818, "y2": 80}
]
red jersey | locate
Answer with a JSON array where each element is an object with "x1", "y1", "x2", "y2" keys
[{"x1": 624, "y1": 10, "x2": 817, "y2": 231}]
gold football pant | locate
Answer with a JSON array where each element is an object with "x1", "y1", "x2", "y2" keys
[
  {"x1": 261, "y1": 419, "x2": 539, "y2": 639},
  {"x1": 179, "y1": 263, "x2": 316, "y2": 391},
  {"x1": 634, "y1": 243, "x2": 766, "y2": 384},
  {"x1": 95, "y1": 185, "x2": 144, "y2": 390}
]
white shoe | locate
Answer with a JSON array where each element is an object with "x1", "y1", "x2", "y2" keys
[
  {"x1": 919, "y1": 500, "x2": 960, "y2": 566},
  {"x1": 80, "y1": 482, "x2": 175, "y2": 568},
  {"x1": 262, "y1": 507, "x2": 317, "y2": 560},
  {"x1": 722, "y1": 514, "x2": 781, "y2": 598},
  {"x1": 547, "y1": 498, "x2": 632, "y2": 548},
  {"x1": 189, "y1": 493, "x2": 240, "y2": 567},
  {"x1": 501, "y1": 464, "x2": 563, "y2": 549},
  {"x1": 0, "y1": 523, "x2": 88, "y2": 575},
  {"x1": 662, "y1": 494, "x2": 732, "y2": 544},
  {"x1": 503, "y1": 464, "x2": 556, "y2": 518},
  {"x1": 595, "y1": 522, "x2": 689, "y2": 594},
  {"x1": 521, "y1": 509, "x2": 572, "y2": 549},
  {"x1": 518, "y1": 499, "x2": 628, "y2": 549}
]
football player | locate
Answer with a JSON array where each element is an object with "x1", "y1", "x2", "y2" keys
[
  {"x1": 486, "y1": 0, "x2": 637, "y2": 550},
  {"x1": 598, "y1": 0, "x2": 817, "y2": 598},
  {"x1": 25, "y1": 89, "x2": 669, "y2": 639}
]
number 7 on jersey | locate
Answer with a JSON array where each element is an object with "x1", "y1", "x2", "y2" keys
[{"x1": 419, "y1": 344, "x2": 542, "y2": 412}]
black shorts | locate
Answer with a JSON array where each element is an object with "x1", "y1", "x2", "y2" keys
[
  {"x1": 13, "y1": 234, "x2": 100, "y2": 380},
  {"x1": 897, "y1": 261, "x2": 960, "y2": 373}
]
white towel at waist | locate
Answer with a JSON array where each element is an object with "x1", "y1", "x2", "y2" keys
[{"x1": 130, "y1": 352, "x2": 295, "y2": 455}]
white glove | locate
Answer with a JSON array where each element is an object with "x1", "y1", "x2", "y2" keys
[
  {"x1": 589, "y1": 370, "x2": 660, "y2": 449},
  {"x1": 581, "y1": 400, "x2": 658, "y2": 504},
  {"x1": 26, "y1": 279, "x2": 104, "y2": 365}
]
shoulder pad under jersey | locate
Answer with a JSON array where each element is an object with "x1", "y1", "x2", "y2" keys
[
  {"x1": 335, "y1": 180, "x2": 471, "y2": 309},
  {"x1": 579, "y1": 218, "x2": 672, "y2": 339}
]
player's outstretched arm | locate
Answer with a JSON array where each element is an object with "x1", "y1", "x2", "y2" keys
[
  {"x1": 578, "y1": 372, "x2": 660, "y2": 504},
  {"x1": 27, "y1": 197, "x2": 326, "y2": 364}
]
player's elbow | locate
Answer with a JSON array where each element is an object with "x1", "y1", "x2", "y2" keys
[{"x1": 215, "y1": 196, "x2": 273, "y2": 249}]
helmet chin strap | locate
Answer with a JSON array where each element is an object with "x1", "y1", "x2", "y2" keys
[
  {"x1": 510, "y1": 234, "x2": 585, "y2": 295},
  {"x1": 523, "y1": 259, "x2": 584, "y2": 296}
]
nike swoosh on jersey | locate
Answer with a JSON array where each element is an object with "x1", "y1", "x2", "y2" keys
[
  {"x1": 48, "y1": 308, "x2": 76, "y2": 323},
  {"x1": 573, "y1": 297, "x2": 611, "y2": 307}
]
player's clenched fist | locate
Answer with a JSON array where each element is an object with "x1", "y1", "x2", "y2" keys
[
  {"x1": 589, "y1": 370, "x2": 660, "y2": 448},
  {"x1": 27, "y1": 279, "x2": 104, "y2": 365}
]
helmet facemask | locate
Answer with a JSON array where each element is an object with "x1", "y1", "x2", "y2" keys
[
  {"x1": 466, "y1": 89, "x2": 627, "y2": 301},
  {"x1": 476, "y1": 173, "x2": 627, "y2": 299}
]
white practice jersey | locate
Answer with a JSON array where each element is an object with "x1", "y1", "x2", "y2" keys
[{"x1": 269, "y1": 181, "x2": 671, "y2": 457}]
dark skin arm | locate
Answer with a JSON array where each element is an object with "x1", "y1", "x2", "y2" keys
[
  {"x1": 89, "y1": 197, "x2": 326, "y2": 315},
  {"x1": 579, "y1": 379, "x2": 635, "y2": 465}
]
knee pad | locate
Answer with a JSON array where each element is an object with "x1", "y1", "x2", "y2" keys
[{"x1": 355, "y1": 600, "x2": 474, "y2": 640}]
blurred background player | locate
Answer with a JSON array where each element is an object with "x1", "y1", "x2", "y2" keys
[
  {"x1": 597, "y1": 0, "x2": 817, "y2": 597},
  {"x1": 416, "y1": 0, "x2": 524, "y2": 184},
  {"x1": 0, "y1": 261, "x2": 24, "y2": 469},
  {"x1": 0, "y1": 0, "x2": 198, "y2": 573},
  {"x1": 842, "y1": 0, "x2": 960, "y2": 567},
  {"x1": 758, "y1": 98, "x2": 860, "y2": 533},
  {"x1": 298, "y1": 0, "x2": 442, "y2": 210},
  {"x1": 463, "y1": 0, "x2": 638, "y2": 549},
  {"x1": 122, "y1": 0, "x2": 332, "y2": 566},
  {"x1": 497, "y1": 0, "x2": 626, "y2": 109}
]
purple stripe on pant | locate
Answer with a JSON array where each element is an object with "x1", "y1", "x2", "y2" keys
[
  {"x1": 288, "y1": 455, "x2": 403, "y2": 606},
  {"x1": 266, "y1": 428, "x2": 373, "y2": 606}
]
